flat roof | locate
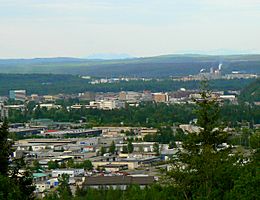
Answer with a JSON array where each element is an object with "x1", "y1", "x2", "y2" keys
[
  {"x1": 84, "y1": 176, "x2": 154, "y2": 186},
  {"x1": 33, "y1": 173, "x2": 48, "y2": 178}
]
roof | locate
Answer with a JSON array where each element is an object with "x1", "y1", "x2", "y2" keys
[
  {"x1": 33, "y1": 173, "x2": 48, "y2": 178},
  {"x1": 101, "y1": 164, "x2": 128, "y2": 168},
  {"x1": 84, "y1": 176, "x2": 154, "y2": 186}
]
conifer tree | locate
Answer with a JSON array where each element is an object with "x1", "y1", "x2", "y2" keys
[
  {"x1": 0, "y1": 121, "x2": 12, "y2": 175},
  {"x1": 0, "y1": 121, "x2": 35, "y2": 199},
  {"x1": 166, "y1": 81, "x2": 239, "y2": 199},
  {"x1": 127, "y1": 140, "x2": 134, "y2": 153},
  {"x1": 57, "y1": 174, "x2": 72, "y2": 200},
  {"x1": 109, "y1": 141, "x2": 116, "y2": 154}
]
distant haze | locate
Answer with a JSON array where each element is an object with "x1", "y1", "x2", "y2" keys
[{"x1": 1, "y1": 0, "x2": 260, "y2": 58}]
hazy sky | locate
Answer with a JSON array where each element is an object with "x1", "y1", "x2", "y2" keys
[{"x1": 1, "y1": 0, "x2": 260, "y2": 58}]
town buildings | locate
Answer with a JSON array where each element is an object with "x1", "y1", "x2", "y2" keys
[{"x1": 9, "y1": 90, "x2": 26, "y2": 101}]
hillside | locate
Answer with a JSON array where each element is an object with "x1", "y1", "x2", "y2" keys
[
  {"x1": 239, "y1": 78, "x2": 260, "y2": 102},
  {"x1": 0, "y1": 54, "x2": 260, "y2": 77}
]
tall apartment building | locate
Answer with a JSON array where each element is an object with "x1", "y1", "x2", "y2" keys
[{"x1": 9, "y1": 90, "x2": 26, "y2": 101}]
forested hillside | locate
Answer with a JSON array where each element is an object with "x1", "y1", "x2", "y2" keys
[
  {"x1": 0, "y1": 54, "x2": 260, "y2": 77},
  {"x1": 239, "y1": 78, "x2": 260, "y2": 102}
]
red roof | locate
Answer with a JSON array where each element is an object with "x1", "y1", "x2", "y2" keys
[{"x1": 46, "y1": 130, "x2": 58, "y2": 133}]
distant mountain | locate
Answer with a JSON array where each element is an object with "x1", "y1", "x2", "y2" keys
[
  {"x1": 86, "y1": 53, "x2": 133, "y2": 60},
  {"x1": 0, "y1": 54, "x2": 260, "y2": 77}
]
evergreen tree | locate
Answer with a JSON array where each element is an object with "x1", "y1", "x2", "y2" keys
[
  {"x1": 100, "y1": 146, "x2": 106, "y2": 156},
  {"x1": 127, "y1": 141, "x2": 134, "y2": 153},
  {"x1": 82, "y1": 160, "x2": 93, "y2": 170},
  {"x1": 9, "y1": 157, "x2": 35, "y2": 200},
  {"x1": 153, "y1": 142, "x2": 160, "y2": 156},
  {"x1": 165, "y1": 82, "x2": 239, "y2": 199},
  {"x1": 32, "y1": 160, "x2": 42, "y2": 172},
  {"x1": 0, "y1": 121, "x2": 12, "y2": 175},
  {"x1": 47, "y1": 160, "x2": 59, "y2": 170},
  {"x1": 57, "y1": 174, "x2": 72, "y2": 200},
  {"x1": 122, "y1": 145, "x2": 128, "y2": 153},
  {"x1": 0, "y1": 174, "x2": 22, "y2": 200},
  {"x1": 109, "y1": 141, "x2": 116, "y2": 154},
  {"x1": 0, "y1": 122, "x2": 35, "y2": 200}
]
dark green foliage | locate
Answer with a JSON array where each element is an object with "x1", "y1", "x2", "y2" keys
[
  {"x1": 0, "y1": 122, "x2": 35, "y2": 200},
  {"x1": 153, "y1": 142, "x2": 160, "y2": 156},
  {"x1": 0, "y1": 174, "x2": 22, "y2": 200},
  {"x1": 228, "y1": 130, "x2": 260, "y2": 200},
  {"x1": 165, "y1": 82, "x2": 240, "y2": 199},
  {"x1": 57, "y1": 159, "x2": 92, "y2": 170},
  {"x1": 0, "y1": 74, "x2": 254, "y2": 96},
  {"x1": 8, "y1": 102, "x2": 197, "y2": 126},
  {"x1": 0, "y1": 121, "x2": 12, "y2": 175},
  {"x1": 9, "y1": 158, "x2": 35, "y2": 200},
  {"x1": 122, "y1": 145, "x2": 128, "y2": 153},
  {"x1": 250, "y1": 131, "x2": 260, "y2": 149},
  {"x1": 100, "y1": 146, "x2": 106, "y2": 156},
  {"x1": 47, "y1": 160, "x2": 60, "y2": 170},
  {"x1": 144, "y1": 126, "x2": 187, "y2": 144},
  {"x1": 127, "y1": 141, "x2": 134, "y2": 153},
  {"x1": 109, "y1": 141, "x2": 116, "y2": 154},
  {"x1": 46, "y1": 184, "x2": 179, "y2": 200},
  {"x1": 31, "y1": 160, "x2": 42, "y2": 172},
  {"x1": 67, "y1": 160, "x2": 92, "y2": 170},
  {"x1": 81, "y1": 160, "x2": 93, "y2": 170},
  {"x1": 8, "y1": 99, "x2": 260, "y2": 127},
  {"x1": 57, "y1": 174, "x2": 72, "y2": 200},
  {"x1": 239, "y1": 78, "x2": 260, "y2": 102}
]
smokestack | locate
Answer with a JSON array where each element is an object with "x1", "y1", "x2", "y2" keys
[{"x1": 218, "y1": 63, "x2": 222, "y2": 71}]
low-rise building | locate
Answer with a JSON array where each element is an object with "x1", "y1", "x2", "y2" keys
[
  {"x1": 101, "y1": 164, "x2": 128, "y2": 172},
  {"x1": 42, "y1": 95, "x2": 57, "y2": 102},
  {"x1": 52, "y1": 169, "x2": 84, "y2": 178},
  {"x1": 9, "y1": 90, "x2": 26, "y2": 101},
  {"x1": 179, "y1": 124, "x2": 201, "y2": 134},
  {"x1": 139, "y1": 128, "x2": 157, "y2": 137},
  {"x1": 39, "y1": 104, "x2": 62, "y2": 110},
  {"x1": 153, "y1": 93, "x2": 169, "y2": 103},
  {"x1": 89, "y1": 100, "x2": 125, "y2": 110}
]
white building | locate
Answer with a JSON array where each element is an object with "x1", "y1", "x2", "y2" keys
[
  {"x1": 89, "y1": 100, "x2": 125, "y2": 110},
  {"x1": 52, "y1": 169, "x2": 84, "y2": 178},
  {"x1": 39, "y1": 104, "x2": 62, "y2": 110},
  {"x1": 9, "y1": 90, "x2": 26, "y2": 101}
]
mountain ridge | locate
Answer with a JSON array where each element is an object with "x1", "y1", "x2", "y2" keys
[{"x1": 0, "y1": 54, "x2": 260, "y2": 77}]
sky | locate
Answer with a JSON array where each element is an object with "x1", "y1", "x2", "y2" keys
[{"x1": 0, "y1": 0, "x2": 260, "y2": 58}]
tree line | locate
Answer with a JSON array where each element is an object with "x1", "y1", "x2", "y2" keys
[
  {"x1": 8, "y1": 101, "x2": 260, "y2": 127},
  {"x1": 0, "y1": 74, "x2": 254, "y2": 95}
]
